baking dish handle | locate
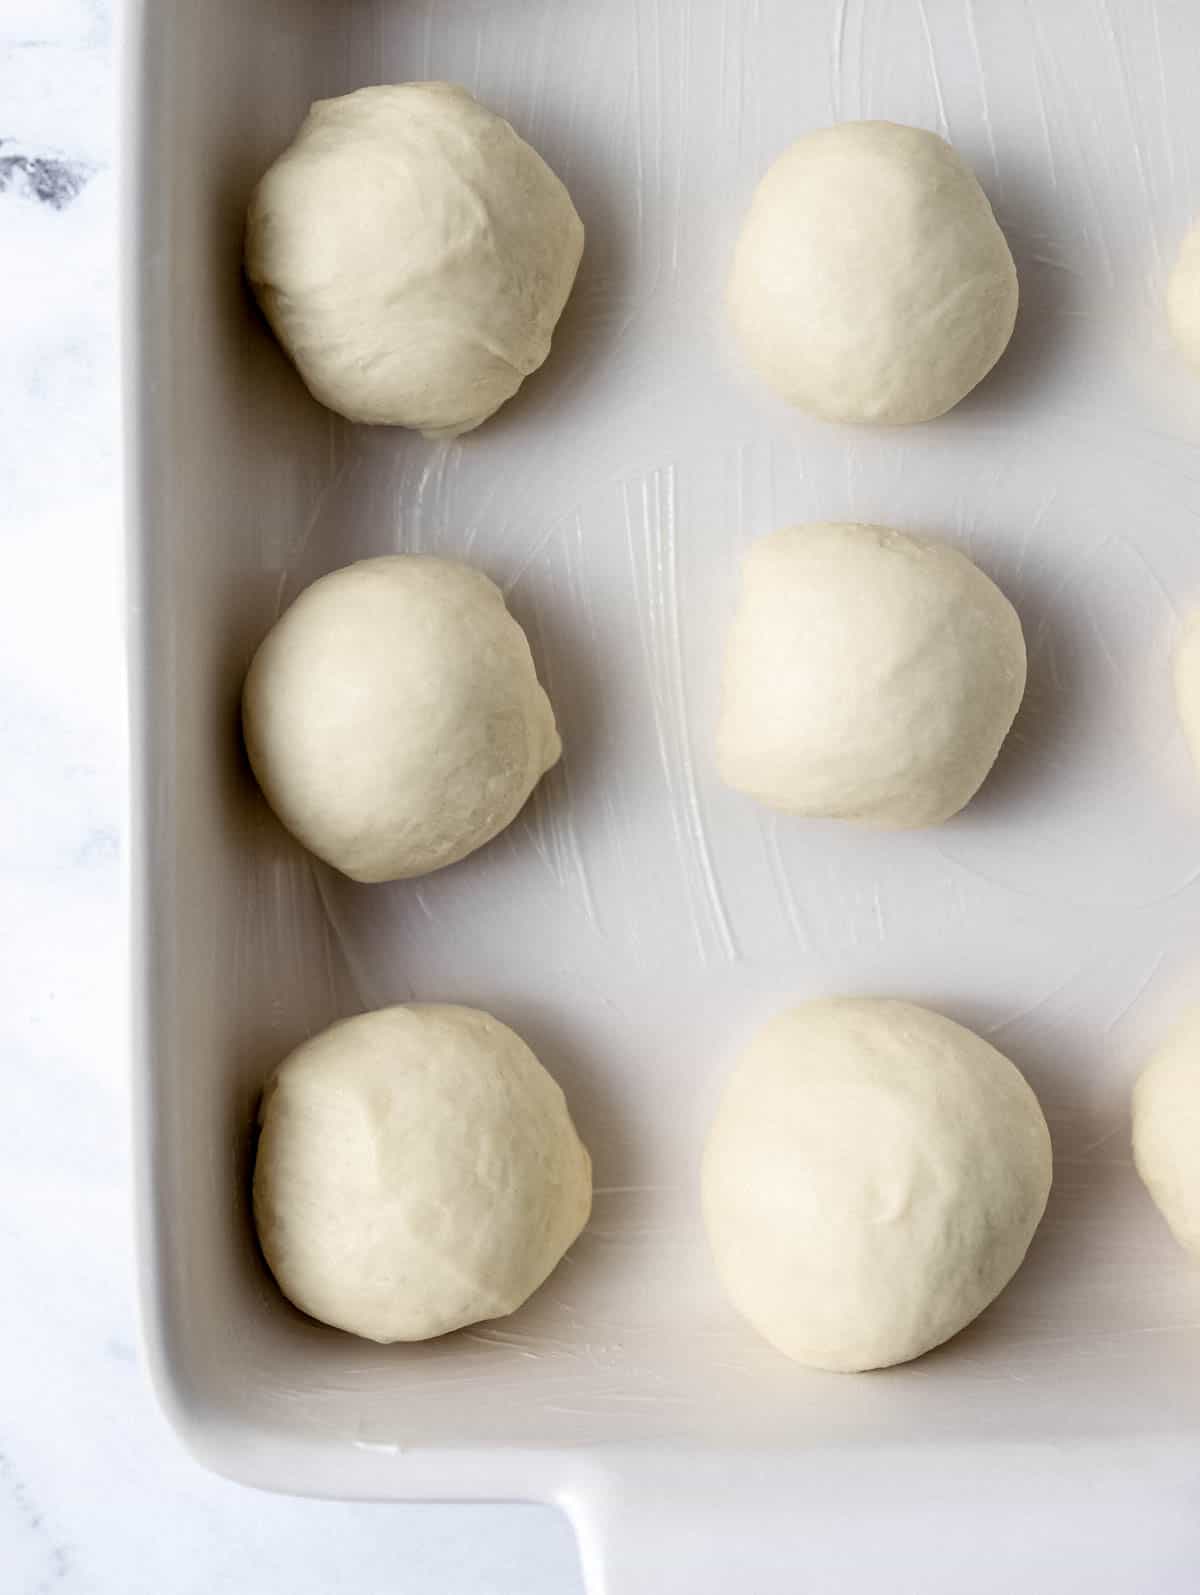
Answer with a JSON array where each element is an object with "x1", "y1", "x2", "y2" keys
[
  {"x1": 567, "y1": 1443, "x2": 1200, "y2": 1594},
  {"x1": 571, "y1": 1485, "x2": 805, "y2": 1595}
]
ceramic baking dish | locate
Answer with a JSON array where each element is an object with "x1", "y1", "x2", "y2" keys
[{"x1": 125, "y1": 1, "x2": 1200, "y2": 1587}]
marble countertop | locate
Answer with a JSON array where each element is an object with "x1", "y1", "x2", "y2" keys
[{"x1": 2, "y1": 5, "x2": 578, "y2": 1589}]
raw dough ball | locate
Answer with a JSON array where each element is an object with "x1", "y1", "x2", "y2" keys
[
  {"x1": 728, "y1": 121, "x2": 1018, "y2": 425},
  {"x1": 1133, "y1": 1011, "x2": 1200, "y2": 1256},
  {"x1": 245, "y1": 82, "x2": 584, "y2": 436},
  {"x1": 253, "y1": 1004, "x2": 592, "y2": 1342},
  {"x1": 243, "y1": 555, "x2": 561, "y2": 882},
  {"x1": 1173, "y1": 611, "x2": 1200, "y2": 778},
  {"x1": 1168, "y1": 220, "x2": 1200, "y2": 371},
  {"x1": 702, "y1": 999, "x2": 1052, "y2": 1371},
  {"x1": 717, "y1": 523, "x2": 1026, "y2": 827}
]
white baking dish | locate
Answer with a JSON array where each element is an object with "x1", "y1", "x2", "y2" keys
[{"x1": 125, "y1": 1, "x2": 1200, "y2": 1587}]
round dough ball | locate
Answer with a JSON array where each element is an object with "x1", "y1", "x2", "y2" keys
[
  {"x1": 1133, "y1": 1011, "x2": 1200, "y2": 1257},
  {"x1": 243, "y1": 555, "x2": 561, "y2": 882},
  {"x1": 717, "y1": 523, "x2": 1026, "y2": 827},
  {"x1": 702, "y1": 999, "x2": 1052, "y2": 1371},
  {"x1": 728, "y1": 121, "x2": 1018, "y2": 425},
  {"x1": 253, "y1": 1004, "x2": 593, "y2": 1342},
  {"x1": 245, "y1": 82, "x2": 584, "y2": 437},
  {"x1": 1168, "y1": 220, "x2": 1200, "y2": 371}
]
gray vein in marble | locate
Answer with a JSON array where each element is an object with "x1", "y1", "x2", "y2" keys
[
  {"x1": 0, "y1": 140, "x2": 91, "y2": 209},
  {"x1": 0, "y1": 1447, "x2": 73, "y2": 1591}
]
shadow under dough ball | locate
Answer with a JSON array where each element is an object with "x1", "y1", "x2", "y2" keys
[
  {"x1": 245, "y1": 82, "x2": 584, "y2": 437},
  {"x1": 728, "y1": 120, "x2": 1018, "y2": 424}
]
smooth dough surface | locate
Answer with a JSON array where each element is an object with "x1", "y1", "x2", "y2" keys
[
  {"x1": 243, "y1": 555, "x2": 561, "y2": 882},
  {"x1": 1133, "y1": 1010, "x2": 1200, "y2": 1257},
  {"x1": 253, "y1": 1004, "x2": 593, "y2": 1342},
  {"x1": 702, "y1": 999, "x2": 1052, "y2": 1371},
  {"x1": 728, "y1": 121, "x2": 1018, "y2": 425},
  {"x1": 717, "y1": 522, "x2": 1027, "y2": 828},
  {"x1": 1168, "y1": 220, "x2": 1200, "y2": 371},
  {"x1": 245, "y1": 82, "x2": 584, "y2": 436}
]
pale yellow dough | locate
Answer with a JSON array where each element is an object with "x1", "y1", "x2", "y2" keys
[
  {"x1": 728, "y1": 121, "x2": 1018, "y2": 425},
  {"x1": 1168, "y1": 220, "x2": 1200, "y2": 372},
  {"x1": 702, "y1": 999, "x2": 1052, "y2": 1371},
  {"x1": 1133, "y1": 1010, "x2": 1200, "y2": 1258},
  {"x1": 246, "y1": 83, "x2": 584, "y2": 436},
  {"x1": 717, "y1": 523, "x2": 1027, "y2": 828},
  {"x1": 242, "y1": 556, "x2": 561, "y2": 882},
  {"x1": 253, "y1": 1004, "x2": 593, "y2": 1342}
]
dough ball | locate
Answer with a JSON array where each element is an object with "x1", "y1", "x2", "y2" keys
[
  {"x1": 245, "y1": 82, "x2": 584, "y2": 436},
  {"x1": 1133, "y1": 1011, "x2": 1200, "y2": 1257},
  {"x1": 243, "y1": 555, "x2": 561, "y2": 882},
  {"x1": 1168, "y1": 220, "x2": 1200, "y2": 370},
  {"x1": 717, "y1": 523, "x2": 1026, "y2": 828},
  {"x1": 728, "y1": 121, "x2": 1018, "y2": 425},
  {"x1": 1173, "y1": 610, "x2": 1200, "y2": 778},
  {"x1": 253, "y1": 1004, "x2": 592, "y2": 1342},
  {"x1": 702, "y1": 999, "x2": 1052, "y2": 1371}
]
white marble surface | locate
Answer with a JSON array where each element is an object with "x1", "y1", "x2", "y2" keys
[{"x1": 1, "y1": 4, "x2": 580, "y2": 1589}]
